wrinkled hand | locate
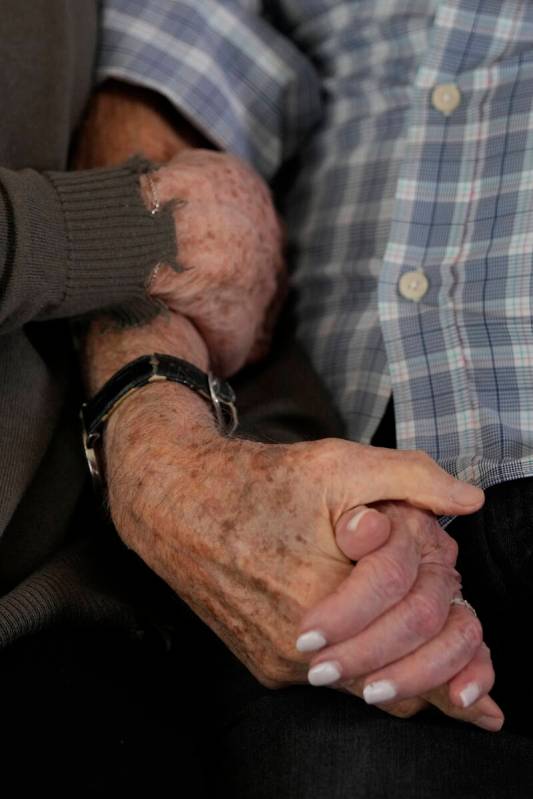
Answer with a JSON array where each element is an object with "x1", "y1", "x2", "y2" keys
[
  {"x1": 298, "y1": 502, "x2": 503, "y2": 731},
  {"x1": 74, "y1": 82, "x2": 286, "y2": 378},
  {"x1": 103, "y1": 386, "x2": 484, "y2": 702},
  {"x1": 143, "y1": 149, "x2": 286, "y2": 376}
]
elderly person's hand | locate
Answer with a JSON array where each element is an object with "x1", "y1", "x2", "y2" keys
[
  {"x1": 78, "y1": 82, "x2": 501, "y2": 733},
  {"x1": 75, "y1": 82, "x2": 285, "y2": 377},
  {"x1": 86, "y1": 312, "x2": 487, "y2": 721},
  {"x1": 142, "y1": 150, "x2": 285, "y2": 376},
  {"x1": 298, "y1": 502, "x2": 503, "y2": 731}
]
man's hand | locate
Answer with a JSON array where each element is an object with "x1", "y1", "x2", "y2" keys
[
  {"x1": 298, "y1": 503, "x2": 504, "y2": 731},
  {"x1": 98, "y1": 354, "x2": 484, "y2": 698},
  {"x1": 78, "y1": 81, "x2": 499, "y2": 731}
]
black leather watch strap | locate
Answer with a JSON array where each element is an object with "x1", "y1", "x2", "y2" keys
[{"x1": 81, "y1": 354, "x2": 238, "y2": 484}]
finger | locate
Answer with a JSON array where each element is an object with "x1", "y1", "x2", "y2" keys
[
  {"x1": 335, "y1": 506, "x2": 392, "y2": 561},
  {"x1": 335, "y1": 444, "x2": 484, "y2": 516},
  {"x1": 422, "y1": 680, "x2": 504, "y2": 732},
  {"x1": 360, "y1": 603, "x2": 484, "y2": 705},
  {"x1": 340, "y1": 680, "x2": 430, "y2": 719},
  {"x1": 297, "y1": 523, "x2": 421, "y2": 654},
  {"x1": 305, "y1": 561, "x2": 461, "y2": 680},
  {"x1": 448, "y1": 642, "x2": 495, "y2": 709}
]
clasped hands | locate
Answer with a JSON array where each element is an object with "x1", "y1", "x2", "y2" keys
[
  {"x1": 78, "y1": 84, "x2": 503, "y2": 733},
  {"x1": 101, "y1": 378, "x2": 502, "y2": 733}
]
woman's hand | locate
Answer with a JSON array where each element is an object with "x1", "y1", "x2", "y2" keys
[
  {"x1": 143, "y1": 149, "x2": 286, "y2": 376},
  {"x1": 297, "y1": 501, "x2": 504, "y2": 732}
]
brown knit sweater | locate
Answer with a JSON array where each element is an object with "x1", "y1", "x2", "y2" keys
[{"x1": 0, "y1": 0, "x2": 176, "y2": 644}]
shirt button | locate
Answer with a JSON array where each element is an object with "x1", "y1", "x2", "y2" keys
[
  {"x1": 431, "y1": 83, "x2": 461, "y2": 115},
  {"x1": 398, "y1": 271, "x2": 429, "y2": 302}
]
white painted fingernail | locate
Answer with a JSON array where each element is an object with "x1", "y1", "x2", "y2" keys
[
  {"x1": 347, "y1": 509, "x2": 371, "y2": 532},
  {"x1": 296, "y1": 630, "x2": 327, "y2": 653},
  {"x1": 460, "y1": 681, "x2": 481, "y2": 708},
  {"x1": 363, "y1": 680, "x2": 397, "y2": 704},
  {"x1": 308, "y1": 661, "x2": 342, "y2": 686}
]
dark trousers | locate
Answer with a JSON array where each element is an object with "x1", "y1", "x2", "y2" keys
[
  {"x1": 1, "y1": 473, "x2": 532, "y2": 799},
  {"x1": 1, "y1": 342, "x2": 532, "y2": 797}
]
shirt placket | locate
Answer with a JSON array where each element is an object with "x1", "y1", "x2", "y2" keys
[{"x1": 378, "y1": 0, "x2": 486, "y2": 474}]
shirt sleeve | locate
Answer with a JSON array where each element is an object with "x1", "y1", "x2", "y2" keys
[
  {"x1": 96, "y1": 0, "x2": 323, "y2": 180},
  {"x1": 0, "y1": 159, "x2": 175, "y2": 334}
]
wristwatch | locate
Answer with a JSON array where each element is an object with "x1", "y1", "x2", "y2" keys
[{"x1": 81, "y1": 353, "x2": 238, "y2": 485}]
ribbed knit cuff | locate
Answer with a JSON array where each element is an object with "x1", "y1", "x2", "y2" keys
[{"x1": 45, "y1": 157, "x2": 176, "y2": 321}]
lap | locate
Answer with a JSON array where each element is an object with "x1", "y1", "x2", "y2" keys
[
  {"x1": 1, "y1": 470, "x2": 532, "y2": 797},
  {"x1": 450, "y1": 477, "x2": 533, "y2": 734},
  {"x1": 1, "y1": 575, "x2": 532, "y2": 799}
]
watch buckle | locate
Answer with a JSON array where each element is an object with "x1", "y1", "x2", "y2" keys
[
  {"x1": 208, "y1": 373, "x2": 238, "y2": 434},
  {"x1": 80, "y1": 407, "x2": 102, "y2": 488}
]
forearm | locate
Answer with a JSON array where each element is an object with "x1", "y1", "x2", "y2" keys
[
  {"x1": 82, "y1": 312, "x2": 218, "y2": 503},
  {"x1": 74, "y1": 80, "x2": 212, "y2": 168},
  {"x1": 77, "y1": 81, "x2": 210, "y2": 393}
]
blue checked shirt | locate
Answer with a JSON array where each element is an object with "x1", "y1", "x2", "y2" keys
[{"x1": 99, "y1": 0, "x2": 533, "y2": 491}]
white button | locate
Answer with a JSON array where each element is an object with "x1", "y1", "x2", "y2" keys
[
  {"x1": 398, "y1": 271, "x2": 429, "y2": 302},
  {"x1": 431, "y1": 83, "x2": 461, "y2": 115}
]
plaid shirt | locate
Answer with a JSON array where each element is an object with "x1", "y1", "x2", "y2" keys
[{"x1": 99, "y1": 0, "x2": 533, "y2": 491}]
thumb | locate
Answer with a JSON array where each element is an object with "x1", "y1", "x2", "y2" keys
[
  {"x1": 330, "y1": 442, "x2": 485, "y2": 517},
  {"x1": 335, "y1": 506, "x2": 391, "y2": 561}
]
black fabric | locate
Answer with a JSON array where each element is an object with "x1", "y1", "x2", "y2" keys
[
  {"x1": 1, "y1": 475, "x2": 532, "y2": 797},
  {"x1": 371, "y1": 396, "x2": 397, "y2": 448},
  {"x1": 451, "y1": 477, "x2": 533, "y2": 737},
  {"x1": 0, "y1": 338, "x2": 532, "y2": 796}
]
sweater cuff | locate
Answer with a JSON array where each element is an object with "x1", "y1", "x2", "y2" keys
[{"x1": 45, "y1": 157, "x2": 176, "y2": 321}]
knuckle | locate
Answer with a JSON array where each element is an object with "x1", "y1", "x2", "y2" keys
[
  {"x1": 303, "y1": 438, "x2": 346, "y2": 471},
  {"x1": 440, "y1": 534, "x2": 459, "y2": 565},
  {"x1": 411, "y1": 450, "x2": 434, "y2": 468},
  {"x1": 456, "y1": 618, "x2": 483, "y2": 652},
  {"x1": 405, "y1": 591, "x2": 445, "y2": 640},
  {"x1": 364, "y1": 555, "x2": 411, "y2": 603},
  {"x1": 276, "y1": 637, "x2": 301, "y2": 665},
  {"x1": 258, "y1": 657, "x2": 295, "y2": 688}
]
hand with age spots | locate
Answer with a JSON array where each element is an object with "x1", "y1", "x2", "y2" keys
[
  {"x1": 77, "y1": 85, "x2": 501, "y2": 733},
  {"x1": 75, "y1": 83, "x2": 286, "y2": 379},
  {"x1": 297, "y1": 501, "x2": 504, "y2": 732},
  {"x1": 90, "y1": 316, "x2": 491, "y2": 730},
  {"x1": 141, "y1": 149, "x2": 286, "y2": 377}
]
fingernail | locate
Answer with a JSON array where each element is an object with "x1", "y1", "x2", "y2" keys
[
  {"x1": 459, "y1": 681, "x2": 481, "y2": 708},
  {"x1": 363, "y1": 680, "x2": 397, "y2": 704},
  {"x1": 296, "y1": 630, "x2": 327, "y2": 653},
  {"x1": 450, "y1": 482, "x2": 484, "y2": 506},
  {"x1": 308, "y1": 661, "x2": 342, "y2": 686},
  {"x1": 474, "y1": 715, "x2": 504, "y2": 732},
  {"x1": 347, "y1": 509, "x2": 371, "y2": 532}
]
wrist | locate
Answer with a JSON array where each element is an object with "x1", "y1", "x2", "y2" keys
[
  {"x1": 105, "y1": 378, "x2": 218, "y2": 460},
  {"x1": 84, "y1": 311, "x2": 210, "y2": 396}
]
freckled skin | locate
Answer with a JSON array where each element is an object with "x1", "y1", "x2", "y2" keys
[
  {"x1": 104, "y1": 391, "x2": 352, "y2": 689},
  {"x1": 146, "y1": 150, "x2": 287, "y2": 377},
  {"x1": 79, "y1": 84, "x2": 500, "y2": 730}
]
